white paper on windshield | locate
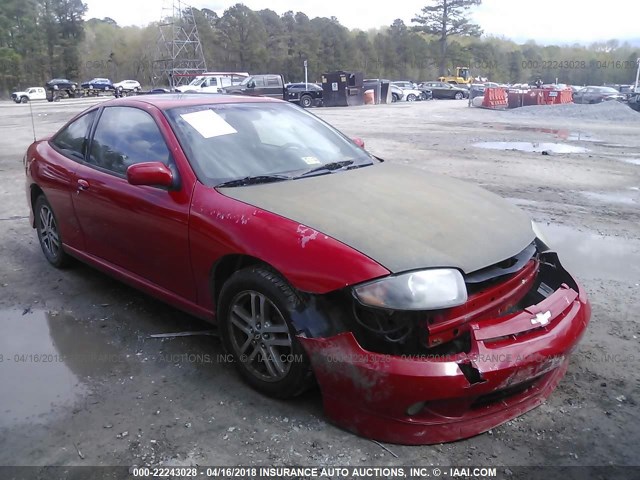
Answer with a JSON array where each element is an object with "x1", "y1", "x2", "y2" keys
[
  {"x1": 180, "y1": 110, "x2": 237, "y2": 138},
  {"x1": 302, "y1": 156, "x2": 321, "y2": 165}
]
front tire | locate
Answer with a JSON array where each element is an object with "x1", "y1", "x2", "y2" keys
[
  {"x1": 20, "y1": 96, "x2": 29, "y2": 103},
  {"x1": 406, "y1": 93, "x2": 416, "y2": 102},
  {"x1": 218, "y1": 267, "x2": 313, "y2": 399},
  {"x1": 35, "y1": 195, "x2": 71, "y2": 268}
]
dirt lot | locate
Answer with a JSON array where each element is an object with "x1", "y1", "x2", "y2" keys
[{"x1": 0, "y1": 97, "x2": 639, "y2": 472}]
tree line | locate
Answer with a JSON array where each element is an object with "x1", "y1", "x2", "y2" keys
[{"x1": 1, "y1": 0, "x2": 639, "y2": 95}]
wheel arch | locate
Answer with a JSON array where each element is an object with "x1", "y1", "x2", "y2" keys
[
  {"x1": 210, "y1": 254, "x2": 274, "y2": 310},
  {"x1": 30, "y1": 184, "x2": 45, "y2": 227}
]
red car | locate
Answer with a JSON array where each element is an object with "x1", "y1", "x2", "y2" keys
[{"x1": 24, "y1": 94, "x2": 590, "y2": 445}]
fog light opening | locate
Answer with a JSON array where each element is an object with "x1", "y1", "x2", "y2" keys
[{"x1": 406, "y1": 401, "x2": 426, "y2": 416}]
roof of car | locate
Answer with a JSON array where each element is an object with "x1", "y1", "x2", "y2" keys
[{"x1": 102, "y1": 93, "x2": 283, "y2": 109}]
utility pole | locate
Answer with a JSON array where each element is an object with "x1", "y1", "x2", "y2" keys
[
  {"x1": 635, "y1": 57, "x2": 640, "y2": 93},
  {"x1": 304, "y1": 60, "x2": 308, "y2": 89}
]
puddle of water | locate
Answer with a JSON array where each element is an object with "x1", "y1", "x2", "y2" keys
[
  {"x1": 565, "y1": 132, "x2": 603, "y2": 142},
  {"x1": 482, "y1": 124, "x2": 602, "y2": 142},
  {"x1": 618, "y1": 158, "x2": 640, "y2": 166},
  {"x1": 581, "y1": 191, "x2": 638, "y2": 206},
  {"x1": 505, "y1": 197, "x2": 542, "y2": 207},
  {"x1": 474, "y1": 141, "x2": 589, "y2": 154},
  {"x1": 0, "y1": 309, "x2": 128, "y2": 427},
  {"x1": 536, "y1": 224, "x2": 640, "y2": 283}
]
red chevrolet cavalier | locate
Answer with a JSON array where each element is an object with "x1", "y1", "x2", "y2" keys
[{"x1": 25, "y1": 94, "x2": 590, "y2": 444}]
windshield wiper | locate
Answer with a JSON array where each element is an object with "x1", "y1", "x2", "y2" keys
[
  {"x1": 215, "y1": 174, "x2": 291, "y2": 188},
  {"x1": 298, "y1": 160, "x2": 355, "y2": 178}
]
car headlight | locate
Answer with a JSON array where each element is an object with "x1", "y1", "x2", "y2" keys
[
  {"x1": 531, "y1": 220, "x2": 550, "y2": 249},
  {"x1": 353, "y1": 268, "x2": 467, "y2": 311}
]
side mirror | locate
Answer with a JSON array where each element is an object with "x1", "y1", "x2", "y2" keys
[
  {"x1": 247, "y1": 81, "x2": 255, "y2": 88},
  {"x1": 127, "y1": 162, "x2": 174, "y2": 188},
  {"x1": 352, "y1": 137, "x2": 365, "y2": 149}
]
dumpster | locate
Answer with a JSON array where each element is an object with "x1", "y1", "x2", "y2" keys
[
  {"x1": 321, "y1": 71, "x2": 364, "y2": 107},
  {"x1": 363, "y1": 78, "x2": 392, "y2": 104}
]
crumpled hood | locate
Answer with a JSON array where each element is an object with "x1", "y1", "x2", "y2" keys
[{"x1": 220, "y1": 163, "x2": 535, "y2": 274}]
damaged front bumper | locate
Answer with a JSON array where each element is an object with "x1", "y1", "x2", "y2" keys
[{"x1": 297, "y1": 251, "x2": 591, "y2": 445}]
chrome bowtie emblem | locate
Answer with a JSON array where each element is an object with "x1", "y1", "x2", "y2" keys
[{"x1": 531, "y1": 310, "x2": 552, "y2": 326}]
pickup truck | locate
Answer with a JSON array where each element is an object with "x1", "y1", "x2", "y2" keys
[
  {"x1": 175, "y1": 72, "x2": 248, "y2": 93},
  {"x1": 221, "y1": 74, "x2": 286, "y2": 99},
  {"x1": 286, "y1": 83, "x2": 323, "y2": 107},
  {"x1": 11, "y1": 87, "x2": 47, "y2": 103}
]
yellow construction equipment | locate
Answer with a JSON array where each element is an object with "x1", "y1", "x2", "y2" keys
[{"x1": 438, "y1": 67, "x2": 472, "y2": 85}]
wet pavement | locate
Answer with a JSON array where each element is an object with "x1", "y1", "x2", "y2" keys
[
  {"x1": 0, "y1": 308, "x2": 133, "y2": 428},
  {"x1": 1, "y1": 98, "x2": 639, "y2": 467},
  {"x1": 473, "y1": 141, "x2": 590, "y2": 154},
  {"x1": 533, "y1": 223, "x2": 640, "y2": 283}
]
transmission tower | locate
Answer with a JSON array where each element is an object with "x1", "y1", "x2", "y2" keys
[{"x1": 153, "y1": 0, "x2": 207, "y2": 88}]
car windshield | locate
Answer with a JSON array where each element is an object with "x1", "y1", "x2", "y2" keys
[
  {"x1": 166, "y1": 102, "x2": 374, "y2": 186},
  {"x1": 188, "y1": 76, "x2": 205, "y2": 86}
]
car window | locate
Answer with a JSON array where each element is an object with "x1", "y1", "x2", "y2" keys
[
  {"x1": 88, "y1": 107, "x2": 171, "y2": 176},
  {"x1": 252, "y1": 77, "x2": 265, "y2": 87},
  {"x1": 51, "y1": 111, "x2": 97, "y2": 161},
  {"x1": 266, "y1": 76, "x2": 280, "y2": 87}
]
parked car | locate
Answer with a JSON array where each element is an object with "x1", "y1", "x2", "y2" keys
[
  {"x1": 390, "y1": 84, "x2": 403, "y2": 102},
  {"x1": 390, "y1": 84, "x2": 424, "y2": 102},
  {"x1": 24, "y1": 93, "x2": 590, "y2": 445},
  {"x1": 45, "y1": 78, "x2": 79, "y2": 101},
  {"x1": 11, "y1": 87, "x2": 47, "y2": 103},
  {"x1": 174, "y1": 72, "x2": 248, "y2": 93},
  {"x1": 46, "y1": 78, "x2": 78, "y2": 91},
  {"x1": 572, "y1": 86, "x2": 626, "y2": 104},
  {"x1": 391, "y1": 80, "x2": 416, "y2": 90},
  {"x1": 392, "y1": 81, "x2": 432, "y2": 101},
  {"x1": 81, "y1": 78, "x2": 114, "y2": 93},
  {"x1": 286, "y1": 83, "x2": 323, "y2": 107},
  {"x1": 628, "y1": 93, "x2": 640, "y2": 112},
  {"x1": 221, "y1": 74, "x2": 286, "y2": 100},
  {"x1": 419, "y1": 81, "x2": 469, "y2": 99},
  {"x1": 113, "y1": 79, "x2": 141, "y2": 92}
]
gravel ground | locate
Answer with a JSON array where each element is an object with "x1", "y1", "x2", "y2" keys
[{"x1": 0, "y1": 97, "x2": 639, "y2": 475}]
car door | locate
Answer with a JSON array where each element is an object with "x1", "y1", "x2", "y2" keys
[
  {"x1": 71, "y1": 105, "x2": 197, "y2": 301},
  {"x1": 265, "y1": 75, "x2": 284, "y2": 99},
  {"x1": 42, "y1": 110, "x2": 98, "y2": 251},
  {"x1": 430, "y1": 83, "x2": 446, "y2": 98}
]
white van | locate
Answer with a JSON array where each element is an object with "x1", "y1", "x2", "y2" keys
[{"x1": 174, "y1": 72, "x2": 249, "y2": 93}]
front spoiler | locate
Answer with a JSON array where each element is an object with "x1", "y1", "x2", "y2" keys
[{"x1": 298, "y1": 281, "x2": 590, "y2": 445}]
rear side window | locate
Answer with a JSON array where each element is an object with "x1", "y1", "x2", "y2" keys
[
  {"x1": 51, "y1": 111, "x2": 97, "y2": 161},
  {"x1": 266, "y1": 76, "x2": 280, "y2": 87},
  {"x1": 89, "y1": 107, "x2": 171, "y2": 175}
]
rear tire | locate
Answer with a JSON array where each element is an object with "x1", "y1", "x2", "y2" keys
[
  {"x1": 35, "y1": 195, "x2": 71, "y2": 268},
  {"x1": 218, "y1": 267, "x2": 313, "y2": 399},
  {"x1": 454, "y1": 92, "x2": 464, "y2": 100},
  {"x1": 392, "y1": 92, "x2": 399, "y2": 102},
  {"x1": 300, "y1": 94, "x2": 313, "y2": 108}
]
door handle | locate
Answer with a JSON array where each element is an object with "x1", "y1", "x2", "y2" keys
[{"x1": 77, "y1": 179, "x2": 90, "y2": 191}]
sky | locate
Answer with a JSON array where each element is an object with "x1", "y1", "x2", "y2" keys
[{"x1": 84, "y1": 0, "x2": 640, "y2": 46}]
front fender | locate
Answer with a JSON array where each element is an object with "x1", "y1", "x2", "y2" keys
[{"x1": 189, "y1": 182, "x2": 389, "y2": 310}]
